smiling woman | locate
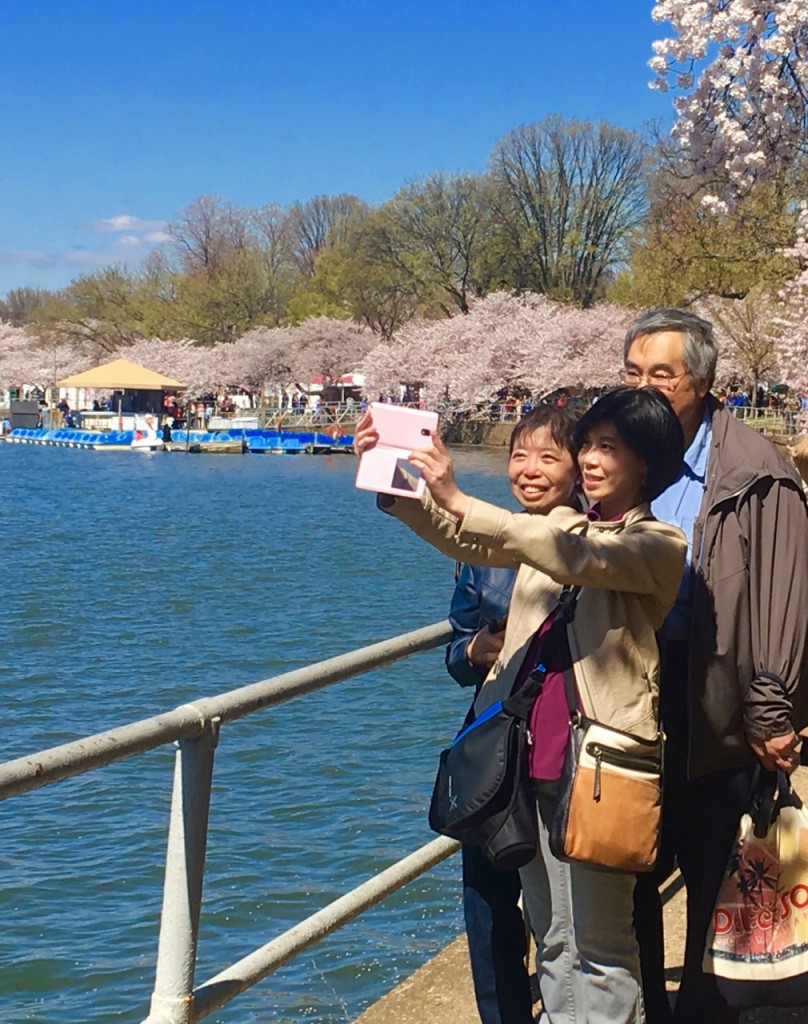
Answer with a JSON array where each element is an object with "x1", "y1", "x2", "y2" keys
[
  {"x1": 353, "y1": 392, "x2": 687, "y2": 1024},
  {"x1": 577, "y1": 423, "x2": 646, "y2": 518},
  {"x1": 574, "y1": 387, "x2": 685, "y2": 519},
  {"x1": 506, "y1": 406, "x2": 579, "y2": 513}
]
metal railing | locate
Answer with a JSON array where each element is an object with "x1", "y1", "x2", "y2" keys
[
  {"x1": 0, "y1": 620, "x2": 456, "y2": 1024},
  {"x1": 724, "y1": 405, "x2": 795, "y2": 435},
  {"x1": 259, "y1": 405, "x2": 361, "y2": 429}
]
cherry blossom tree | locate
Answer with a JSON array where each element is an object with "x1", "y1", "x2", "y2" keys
[
  {"x1": 222, "y1": 327, "x2": 296, "y2": 398},
  {"x1": 0, "y1": 322, "x2": 90, "y2": 393},
  {"x1": 0, "y1": 322, "x2": 38, "y2": 390},
  {"x1": 359, "y1": 293, "x2": 633, "y2": 411},
  {"x1": 124, "y1": 337, "x2": 222, "y2": 398},
  {"x1": 649, "y1": 3, "x2": 808, "y2": 401},
  {"x1": 0, "y1": 314, "x2": 378, "y2": 407},
  {"x1": 772, "y1": 210, "x2": 808, "y2": 392},
  {"x1": 288, "y1": 316, "x2": 374, "y2": 384},
  {"x1": 776, "y1": 323, "x2": 808, "y2": 393},
  {"x1": 695, "y1": 289, "x2": 784, "y2": 390},
  {"x1": 650, "y1": 1, "x2": 808, "y2": 206},
  {"x1": 551, "y1": 304, "x2": 629, "y2": 391}
]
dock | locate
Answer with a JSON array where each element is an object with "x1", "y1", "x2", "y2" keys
[{"x1": 1, "y1": 426, "x2": 355, "y2": 454}]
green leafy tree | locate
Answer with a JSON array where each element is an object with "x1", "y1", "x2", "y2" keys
[
  {"x1": 374, "y1": 172, "x2": 495, "y2": 314},
  {"x1": 490, "y1": 116, "x2": 648, "y2": 307},
  {"x1": 284, "y1": 194, "x2": 366, "y2": 277},
  {"x1": 173, "y1": 249, "x2": 293, "y2": 344},
  {"x1": 288, "y1": 208, "x2": 419, "y2": 338},
  {"x1": 30, "y1": 266, "x2": 155, "y2": 352},
  {"x1": 0, "y1": 287, "x2": 51, "y2": 327},
  {"x1": 612, "y1": 171, "x2": 802, "y2": 307}
]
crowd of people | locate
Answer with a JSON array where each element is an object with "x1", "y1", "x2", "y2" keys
[{"x1": 355, "y1": 307, "x2": 808, "y2": 1024}]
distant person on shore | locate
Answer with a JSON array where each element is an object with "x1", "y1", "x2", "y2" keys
[
  {"x1": 446, "y1": 407, "x2": 580, "y2": 1024},
  {"x1": 355, "y1": 388, "x2": 686, "y2": 1024}
]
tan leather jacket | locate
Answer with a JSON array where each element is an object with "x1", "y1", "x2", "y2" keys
[{"x1": 386, "y1": 495, "x2": 686, "y2": 740}]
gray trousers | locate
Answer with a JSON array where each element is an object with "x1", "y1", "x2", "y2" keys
[{"x1": 520, "y1": 784, "x2": 645, "y2": 1024}]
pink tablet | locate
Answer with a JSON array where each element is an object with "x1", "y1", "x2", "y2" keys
[{"x1": 355, "y1": 403, "x2": 440, "y2": 498}]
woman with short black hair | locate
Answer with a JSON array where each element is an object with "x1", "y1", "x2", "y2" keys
[
  {"x1": 355, "y1": 388, "x2": 687, "y2": 1024},
  {"x1": 574, "y1": 387, "x2": 686, "y2": 504}
]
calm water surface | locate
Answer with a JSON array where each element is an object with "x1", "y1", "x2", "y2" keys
[{"x1": 0, "y1": 443, "x2": 514, "y2": 1024}]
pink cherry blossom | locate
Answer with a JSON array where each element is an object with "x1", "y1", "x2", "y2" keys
[
  {"x1": 359, "y1": 293, "x2": 631, "y2": 410},
  {"x1": 650, "y1": 1, "x2": 808, "y2": 203}
]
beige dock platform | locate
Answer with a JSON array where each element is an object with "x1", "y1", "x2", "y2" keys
[{"x1": 355, "y1": 769, "x2": 808, "y2": 1023}]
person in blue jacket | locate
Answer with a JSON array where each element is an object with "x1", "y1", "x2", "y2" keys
[{"x1": 445, "y1": 404, "x2": 580, "y2": 1024}]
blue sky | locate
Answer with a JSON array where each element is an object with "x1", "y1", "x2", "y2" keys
[{"x1": 0, "y1": 0, "x2": 674, "y2": 297}]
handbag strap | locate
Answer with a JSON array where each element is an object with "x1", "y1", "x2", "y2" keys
[
  {"x1": 559, "y1": 586, "x2": 582, "y2": 716},
  {"x1": 749, "y1": 765, "x2": 794, "y2": 838},
  {"x1": 504, "y1": 585, "x2": 582, "y2": 721}
]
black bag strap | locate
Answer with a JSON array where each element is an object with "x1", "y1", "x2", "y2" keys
[
  {"x1": 749, "y1": 765, "x2": 796, "y2": 838},
  {"x1": 504, "y1": 585, "x2": 582, "y2": 721},
  {"x1": 558, "y1": 586, "x2": 582, "y2": 715}
]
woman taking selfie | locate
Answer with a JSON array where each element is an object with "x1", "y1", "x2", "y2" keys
[{"x1": 354, "y1": 388, "x2": 687, "y2": 1024}]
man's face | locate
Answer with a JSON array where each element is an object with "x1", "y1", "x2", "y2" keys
[{"x1": 624, "y1": 330, "x2": 709, "y2": 429}]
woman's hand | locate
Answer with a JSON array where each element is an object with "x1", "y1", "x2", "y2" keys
[
  {"x1": 466, "y1": 623, "x2": 506, "y2": 669},
  {"x1": 353, "y1": 411, "x2": 378, "y2": 456},
  {"x1": 408, "y1": 431, "x2": 469, "y2": 519}
]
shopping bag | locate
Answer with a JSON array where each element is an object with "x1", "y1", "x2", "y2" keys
[{"x1": 703, "y1": 770, "x2": 808, "y2": 1008}]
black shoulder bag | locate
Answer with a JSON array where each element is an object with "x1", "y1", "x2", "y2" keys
[{"x1": 428, "y1": 590, "x2": 577, "y2": 871}]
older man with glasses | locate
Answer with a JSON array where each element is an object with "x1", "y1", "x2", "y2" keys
[{"x1": 621, "y1": 309, "x2": 808, "y2": 1024}]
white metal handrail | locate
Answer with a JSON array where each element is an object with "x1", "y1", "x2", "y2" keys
[
  {"x1": 0, "y1": 622, "x2": 450, "y2": 799},
  {"x1": 0, "y1": 620, "x2": 457, "y2": 1024},
  {"x1": 191, "y1": 836, "x2": 459, "y2": 1021}
]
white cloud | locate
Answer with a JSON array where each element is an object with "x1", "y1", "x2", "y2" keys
[
  {"x1": 88, "y1": 215, "x2": 168, "y2": 234},
  {"x1": 111, "y1": 231, "x2": 170, "y2": 253},
  {"x1": 63, "y1": 248, "x2": 112, "y2": 265},
  {"x1": 0, "y1": 249, "x2": 53, "y2": 267},
  {"x1": 0, "y1": 215, "x2": 172, "y2": 290}
]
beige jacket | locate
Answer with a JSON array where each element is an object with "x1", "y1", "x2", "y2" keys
[{"x1": 387, "y1": 495, "x2": 687, "y2": 740}]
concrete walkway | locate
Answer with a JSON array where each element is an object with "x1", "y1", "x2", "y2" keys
[{"x1": 355, "y1": 769, "x2": 808, "y2": 1023}]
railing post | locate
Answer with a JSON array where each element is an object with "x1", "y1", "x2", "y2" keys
[{"x1": 143, "y1": 717, "x2": 220, "y2": 1024}]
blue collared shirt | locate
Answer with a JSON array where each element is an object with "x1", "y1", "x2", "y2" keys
[{"x1": 651, "y1": 408, "x2": 712, "y2": 640}]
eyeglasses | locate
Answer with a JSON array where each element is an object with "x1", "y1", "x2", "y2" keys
[{"x1": 619, "y1": 368, "x2": 690, "y2": 393}]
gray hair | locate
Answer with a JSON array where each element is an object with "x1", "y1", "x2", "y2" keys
[{"x1": 623, "y1": 308, "x2": 719, "y2": 387}]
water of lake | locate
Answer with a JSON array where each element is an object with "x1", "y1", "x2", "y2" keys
[{"x1": 0, "y1": 442, "x2": 515, "y2": 1024}]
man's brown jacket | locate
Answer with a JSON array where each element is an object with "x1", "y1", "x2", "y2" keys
[{"x1": 688, "y1": 398, "x2": 808, "y2": 777}]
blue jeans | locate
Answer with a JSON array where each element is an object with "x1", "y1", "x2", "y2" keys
[
  {"x1": 462, "y1": 843, "x2": 533, "y2": 1024},
  {"x1": 520, "y1": 784, "x2": 645, "y2": 1024}
]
